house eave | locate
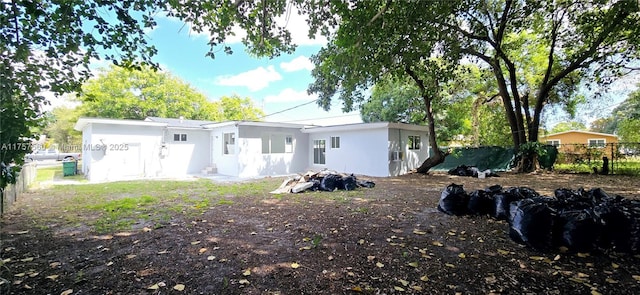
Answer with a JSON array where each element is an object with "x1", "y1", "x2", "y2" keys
[{"x1": 74, "y1": 117, "x2": 167, "y2": 131}]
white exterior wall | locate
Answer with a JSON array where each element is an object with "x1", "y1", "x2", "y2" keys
[
  {"x1": 209, "y1": 126, "x2": 240, "y2": 176},
  {"x1": 236, "y1": 125, "x2": 309, "y2": 178},
  {"x1": 80, "y1": 124, "x2": 92, "y2": 176},
  {"x1": 308, "y1": 128, "x2": 389, "y2": 177},
  {"x1": 388, "y1": 128, "x2": 430, "y2": 176},
  {"x1": 161, "y1": 128, "x2": 211, "y2": 177},
  {"x1": 83, "y1": 124, "x2": 164, "y2": 182}
]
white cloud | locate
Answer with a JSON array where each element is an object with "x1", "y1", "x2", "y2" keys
[
  {"x1": 263, "y1": 88, "x2": 317, "y2": 103},
  {"x1": 214, "y1": 65, "x2": 282, "y2": 91},
  {"x1": 280, "y1": 56, "x2": 314, "y2": 72}
]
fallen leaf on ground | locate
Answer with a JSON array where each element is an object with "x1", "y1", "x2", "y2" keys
[
  {"x1": 394, "y1": 286, "x2": 405, "y2": 291},
  {"x1": 376, "y1": 262, "x2": 384, "y2": 268},
  {"x1": 147, "y1": 283, "x2": 160, "y2": 290},
  {"x1": 61, "y1": 289, "x2": 73, "y2": 295},
  {"x1": 199, "y1": 248, "x2": 207, "y2": 254},
  {"x1": 207, "y1": 256, "x2": 216, "y2": 261},
  {"x1": 239, "y1": 279, "x2": 250, "y2": 285},
  {"x1": 408, "y1": 262, "x2": 419, "y2": 267},
  {"x1": 497, "y1": 249, "x2": 510, "y2": 255},
  {"x1": 46, "y1": 274, "x2": 59, "y2": 280},
  {"x1": 431, "y1": 241, "x2": 444, "y2": 247},
  {"x1": 291, "y1": 262, "x2": 300, "y2": 269},
  {"x1": 174, "y1": 284, "x2": 185, "y2": 291},
  {"x1": 398, "y1": 279, "x2": 409, "y2": 286},
  {"x1": 126, "y1": 254, "x2": 136, "y2": 259},
  {"x1": 413, "y1": 229, "x2": 426, "y2": 235},
  {"x1": 420, "y1": 275, "x2": 429, "y2": 281},
  {"x1": 191, "y1": 241, "x2": 201, "y2": 245},
  {"x1": 243, "y1": 269, "x2": 251, "y2": 276}
]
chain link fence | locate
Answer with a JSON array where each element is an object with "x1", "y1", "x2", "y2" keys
[{"x1": 554, "y1": 142, "x2": 640, "y2": 175}]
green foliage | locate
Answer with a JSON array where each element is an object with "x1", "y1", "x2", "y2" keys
[
  {"x1": 218, "y1": 94, "x2": 265, "y2": 121},
  {"x1": 77, "y1": 66, "x2": 264, "y2": 121},
  {"x1": 44, "y1": 106, "x2": 83, "y2": 149},
  {"x1": 618, "y1": 119, "x2": 640, "y2": 142},
  {"x1": 0, "y1": 0, "x2": 165, "y2": 189},
  {"x1": 79, "y1": 65, "x2": 220, "y2": 120},
  {"x1": 551, "y1": 121, "x2": 587, "y2": 134}
]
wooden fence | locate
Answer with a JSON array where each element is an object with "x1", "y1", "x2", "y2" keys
[{"x1": 1, "y1": 163, "x2": 36, "y2": 216}]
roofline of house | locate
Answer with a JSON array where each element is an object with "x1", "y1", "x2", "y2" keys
[
  {"x1": 542, "y1": 129, "x2": 618, "y2": 138},
  {"x1": 301, "y1": 122, "x2": 430, "y2": 133},
  {"x1": 201, "y1": 121, "x2": 307, "y2": 129},
  {"x1": 74, "y1": 117, "x2": 167, "y2": 131}
]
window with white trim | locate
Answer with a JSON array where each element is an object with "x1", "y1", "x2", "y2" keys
[
  {"x1": 223, "y1": 133, "x2": 235, "y2": 154},
  {"x1": 313, "y1": 139, "x2": 326, "y2": 164},
  {"x1": 331, "y1": 136, "x2": 340, "y2": 149},
  {"x1": 546, "y1": 140, "x2": 560, "y2": 146},
  {"x1": 173, "y1": 133, "x2": 187, "y2": 142},
  {"x1": 261, "y1": 134, "x2": 293, "y2": 154},
  {"x1": 588, "y1": 139, "x2": 606, "y2": 148},
  {"x1": 408, "y1": 135, "x2": 421, "y2": 150}
]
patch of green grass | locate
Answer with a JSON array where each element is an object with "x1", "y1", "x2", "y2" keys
[
  {"x1": 26, "y1": 177, "x2": 285, "y2": 234},
  {"x1": 216, "y1": 198, "x2": 234, "y2": 205},
  {"x1": 34, "y1": 166, "x2": 57, "y2": 182}
]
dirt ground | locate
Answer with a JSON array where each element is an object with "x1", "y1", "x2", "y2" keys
[{"x1": 2, "y1": 171, "x2": 640, "y2": 295}]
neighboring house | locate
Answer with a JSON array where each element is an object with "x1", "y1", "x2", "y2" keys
[
  {"x1": 73, "y1": 117, "x2": 430, "y2": 182},
  {"x1": 541, "y1": 130, "x2": 619, "y2": 153}
]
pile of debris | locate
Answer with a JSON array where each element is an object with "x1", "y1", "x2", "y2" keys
[
  {"x1": 270, "y1": 170, "x2": 375, "y2": 194},
  {"x1": 448, "y1": 165, "x2": 499, "y2": 178},
  {"x1": 438, "y1": 183, "x2": 640, "y2": 254}
]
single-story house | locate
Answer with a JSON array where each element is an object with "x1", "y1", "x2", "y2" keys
[
  {"x1": 73, "y1": 117, "x2": 431, "y2": 182},
  {"x1": 541, "y1": 130, "x2": 619, "y2": 147}
]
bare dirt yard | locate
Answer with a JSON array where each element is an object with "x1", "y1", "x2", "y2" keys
[{"x1": 1, "y1": 172, "x2": 640, "y2": 294}]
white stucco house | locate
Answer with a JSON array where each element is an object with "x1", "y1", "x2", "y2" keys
[{"x1": 73, "y1": 117, "x2": 431, "y2": 182}]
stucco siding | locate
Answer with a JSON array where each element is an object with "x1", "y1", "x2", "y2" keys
[
  {"x1": 161, "y1": 129, "x2": 211, "y2": 177},
  {"x1": 308, "y1": 128, "x2": 389, "y2": 177},
  {"x1": 236, "y1": 126, "x2": 309, "y2": 178},
  {"x1": 84, "y1": 124, "x2": 164, "y2": 182},
  {"x1": 543, "y1": 131, "x2": 618, "y2": 145},
  {"x1": 388, "y1": 128, "x2": 430, "y2": 176}
]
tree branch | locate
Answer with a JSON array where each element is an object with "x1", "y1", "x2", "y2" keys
[{"x1": 368, "y1": 0, "x2": 392, "y2": 26}]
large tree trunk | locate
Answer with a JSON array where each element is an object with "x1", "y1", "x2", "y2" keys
[{"x1": 405, "y1": 65, "x2": 449, "y2": 174}]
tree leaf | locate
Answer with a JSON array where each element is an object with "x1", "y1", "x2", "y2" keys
[
  {"x1": 174, "y1": 284, "x2": 185, "y2": 291},
  {"x1": 408, "y1": 262, "x2": 419, "y2": 267},
  {"x1": 61, "y1": 290, "x2": 73, "y2": 295},
  {"x1": 291, "y1": 263, "x2": 300, "y2": 269},
  {"x1": 375, "y1": 262, "x2": 384, "y2": 268}
]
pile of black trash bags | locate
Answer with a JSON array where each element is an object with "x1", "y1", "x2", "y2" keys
[
  {"x1": 310, "y1": 173, "x2": 375, "y2": 192},
  {"x1": 438, "y1": 183, "x2": 640, "y2": 254},
  {"x1": 447, "y1": 165, "x2": 499, "y2": 178}
]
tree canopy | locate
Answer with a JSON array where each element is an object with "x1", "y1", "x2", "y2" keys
[{"x1": 79, "y1": 65, "x2": 232, "y2": 121}]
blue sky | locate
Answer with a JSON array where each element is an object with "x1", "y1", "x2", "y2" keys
[
  {"x1": 133, "y1": 12, "x2": 362, "y2": 125},
  {"x1": 51, "y1": 9, "x2": 638, "y2": 128}
]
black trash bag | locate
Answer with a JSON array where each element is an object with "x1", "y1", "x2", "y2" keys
[
  {"x1": 485, "y1": 185, "x2": 503, "y2": 196},
  {"x1": 438, "y1": 183, "x2": 470, "y2": 216},
  {"x1": 554, "y1": 188, "x2": 594, "y2": 211},
  {"x1": 308, "y1": 178, "x2": 322, "y2": 191},
  {"x1": 493, "y1": 191, "x2": 523, "y2": 220},
  {"x1": 357, "y1": 180, "x2": 376, "y2": 188},
  {"x1": 448, "y1": 165, "x2": 477, "y2": 177},
  {"x1": 508, "y1": 199, "x2": 555, "y2": 250},
  {"x1": 341, "y1": 175, "x2": 358, "y2": 191},
  {"x1": 506, "y1": 187, "x2": 540, "y2": 199},
  {"x1": 553, "y1": 209, "x2": 602, "y2": 252},
  {"x1": 468, "y1": 190, "x2": 495, "y2": 215},
  {"x1": 594, "y1": 201, "x2": 632, "y2": 253},
  {"x1": 320, "y1": 174, "x2": 343, "y2": 191}
]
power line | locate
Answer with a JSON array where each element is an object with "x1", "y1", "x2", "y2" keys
[{"x1": 259, "y1": 99, "x2": 320, "y2": 119}]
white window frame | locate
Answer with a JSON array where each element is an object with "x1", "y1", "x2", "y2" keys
[
  {"x1": 546, "y1": 139, "x2": 560, "y2": 146},
  {"x1": 173, "y1": 133, "x2": 187, "y2": 142},
  {"x1": 408, "y1": 135, "x2": 421, "y2": 150},
  {"x1": 261, "y1": 133, "x2": 294, "y2": 154},
  {"x1": 331, "y1": 136, "x2": 340, "y2": 149},
  {"x1": 588, "y1": 138, "x2": 606, "y2": 148},
  {"x1": 223, "y1": 132, "x2": 235, "y2": 155},
  {"x1": 313, "y1": 139, "x2": 326, "y2": 165}
]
